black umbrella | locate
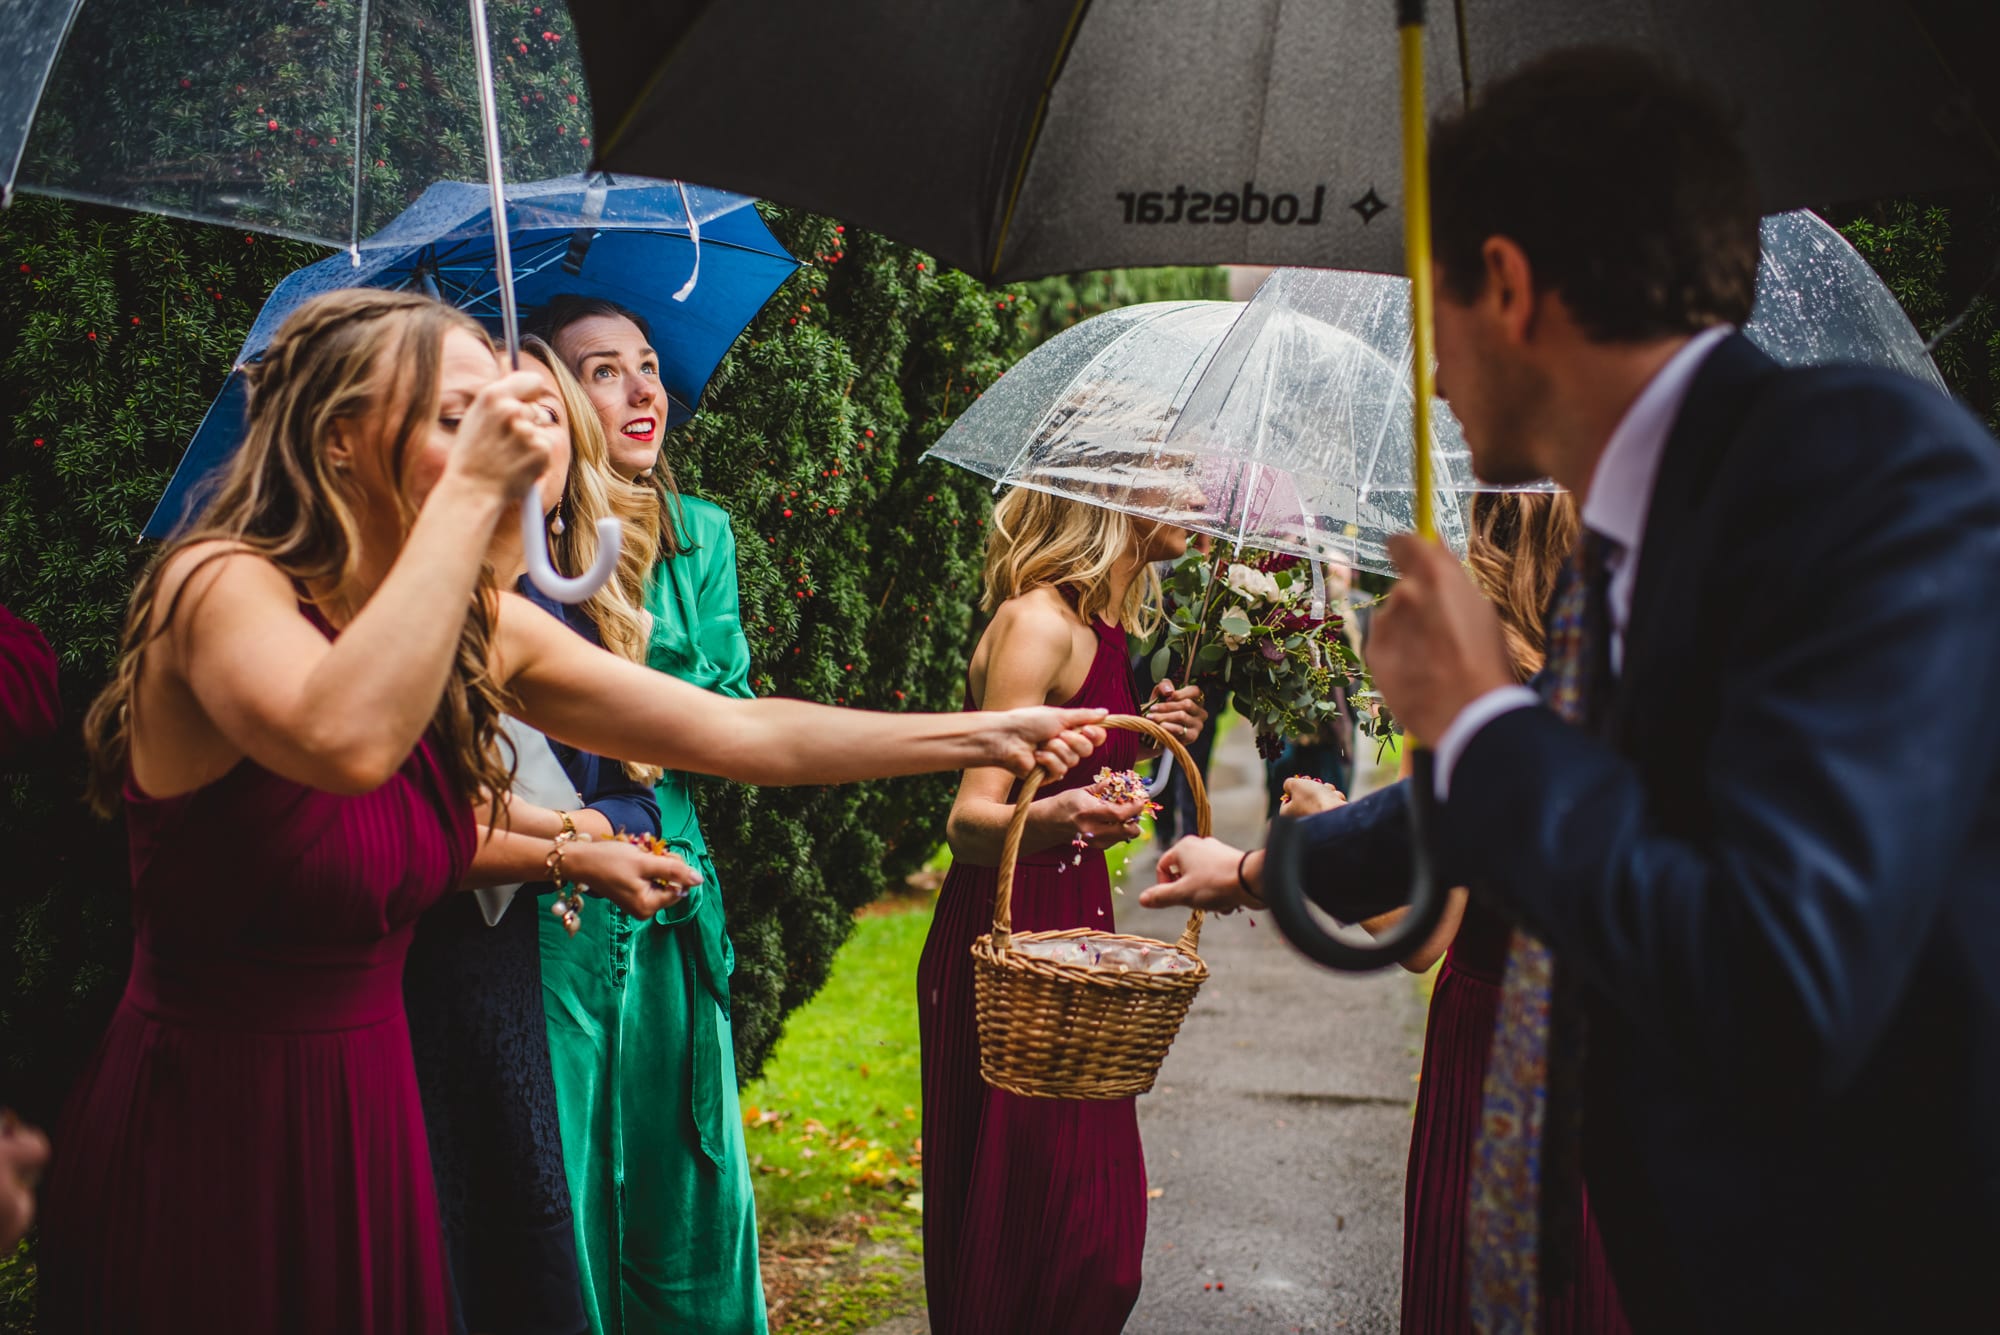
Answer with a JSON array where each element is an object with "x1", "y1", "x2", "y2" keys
[
  {"x1": 570, "y1": 0, "x2": 1999, "y2": 972},
  {"x1": 569, "y1": 0, "x2": 2000, "y2": 286}
]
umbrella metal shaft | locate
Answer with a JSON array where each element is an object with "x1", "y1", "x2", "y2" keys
[{"x1": 465, "y1": 0, "x2": 521, "y2": 366}]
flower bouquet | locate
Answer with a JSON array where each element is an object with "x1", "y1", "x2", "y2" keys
[{"x1": 1140, "y1": 547, "x2": 1395, "y2": 760}]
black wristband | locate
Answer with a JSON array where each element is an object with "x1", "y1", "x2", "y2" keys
[{"x1": 1236, "y1": 848, "x2": 1265, "y2": 907}]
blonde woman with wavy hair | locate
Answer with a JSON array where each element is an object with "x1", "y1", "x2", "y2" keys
[
  {"x1": 402, "y1": 333, "x2": 681, "y2": 1335},
  {"x1": 39, "y1": 289, "x2": 1108, "y2": 1335},
  {"x1": 918, "y1": 486, "x2": 1207, "y2": 1335}
]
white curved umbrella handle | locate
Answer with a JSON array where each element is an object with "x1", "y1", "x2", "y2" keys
[{"x1": 521, "y1": 491, "x2": 621, "y2": 604}]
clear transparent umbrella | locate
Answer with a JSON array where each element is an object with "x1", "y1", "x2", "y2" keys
[
  {"x1": 922, "y1": 299, "x2": 1474, "y2": 578},
  {"x1": 930, "y1": 210, "x2": 1948, "y2": 578}
]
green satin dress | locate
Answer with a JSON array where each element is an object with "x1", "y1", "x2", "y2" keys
[{"x1": 540, "y1": 495, "x2": 767, "y2": 1335}]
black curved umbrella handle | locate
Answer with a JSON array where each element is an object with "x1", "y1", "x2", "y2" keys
[{"x1": 1262, "y1": 749, "x2": 1449, "y2": 972}]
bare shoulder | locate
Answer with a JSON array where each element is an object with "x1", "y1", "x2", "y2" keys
[
  {"x1": 149, "y1": 540, "x2": 289, "y2": 636},
  {"x1": 979, "y1": 586, "x2": 1077, "y2": 660},
  {"x1": 972, "y1": 586, "x2": 1087, "y2": 707}
]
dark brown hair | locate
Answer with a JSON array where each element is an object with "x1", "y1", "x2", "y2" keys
[
  {"x1": 528, "y1": 294, "x2": 685, "y2": 558},
  {"x1": 1465, "y1": 491, "x2": 1581, "y2": 681},
  {"x1": 1430, "y1": 46, "x2": 1761, "y2": 342},
  {"x1": 83, "y1": 289, "x2": 516, "y2": 814}
]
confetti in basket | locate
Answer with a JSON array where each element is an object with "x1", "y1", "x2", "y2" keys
[{"x1": 970, "y1": 715, "x2": 1210, "y2": 1100}]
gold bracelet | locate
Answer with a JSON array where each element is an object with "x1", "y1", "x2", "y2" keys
[
  {"x1": 547, "y1": 831, "x2": 588, "y2": 937},
  {"x1": 556, "y1": 809, "x2": 577, "y2": 838}
]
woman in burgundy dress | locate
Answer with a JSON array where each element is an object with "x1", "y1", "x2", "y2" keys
[
  {"x1": 1166, "y1": 493, "x2": 1629, "y2": 1334},
  {"x1": 920, "y1": 487, "x2": 1207, "y2": 1334},
  {"x1": 44, "y1": 289, "x2": 1109, "y2": 1334}
]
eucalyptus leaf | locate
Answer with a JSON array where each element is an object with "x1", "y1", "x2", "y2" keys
[
  {"x1": 1218, "y1": 608, "x2": 1253, "y2": 637},
  {"x1": 1149, "y1": 645, "x2": 1172, "y2": 683}
]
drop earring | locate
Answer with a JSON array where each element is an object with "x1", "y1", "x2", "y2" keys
[{"x1": 548, "y1": 503, "x2": 565, "y2": 537}]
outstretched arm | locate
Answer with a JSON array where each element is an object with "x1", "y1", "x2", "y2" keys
[{"x1": 498, "y1": 593, "x2": 1106, "y2": 787}]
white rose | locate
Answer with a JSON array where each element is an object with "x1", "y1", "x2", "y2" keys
[
  {"x1": 1223, "y1": 562, "x2": 1283, "y2": 604},
  {"x1": 1222, "y1": 632, "x2": 1247, "y2": 650}
]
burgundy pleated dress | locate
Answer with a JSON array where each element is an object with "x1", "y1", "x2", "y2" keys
[
  {"x1": 40, "y1": 619, "x2": 473, "y2": 1333},
  {"x1": 1402, "y1": 896, "x2": 1630, "y2": 1334},
  {"x1": 918, "y1": 611, "x2": 1147, "y2": 1335}
]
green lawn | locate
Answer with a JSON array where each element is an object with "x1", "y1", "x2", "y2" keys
[{"x1": 746, "y1": 905, "x2": 930, "y2": 1331}]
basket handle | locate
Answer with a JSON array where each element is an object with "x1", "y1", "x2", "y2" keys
[{"x1": 992, "y1": 714, "x2": 1210, "y2": 956}]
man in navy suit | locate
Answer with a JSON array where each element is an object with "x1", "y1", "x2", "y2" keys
[{"x1": 1142, "y1": 48, "x2": 2000, "y2": 1333}]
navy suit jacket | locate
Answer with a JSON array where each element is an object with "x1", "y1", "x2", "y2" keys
[{"x1": 1297, "y1": 335, "x2": 2000, "y2": 1332}]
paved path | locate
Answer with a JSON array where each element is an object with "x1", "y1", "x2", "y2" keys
[
  {"x1": 1112, "y1": 723, "x2": 1424, "y2": 1334},
  {"x1": 862, "y1": 723, "x2": 1425, "y2": 1334}
]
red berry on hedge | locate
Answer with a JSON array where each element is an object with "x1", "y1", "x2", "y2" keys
[
  {"x1": 782, "y1": 509, "x2": 793, "y2": 518},
  {"x1": 32, "y1": 438, "x2": 44, "y2": 448},
  {"x1": 568, "y1": 94, "x2": 578, "y2": 105},
  {"x1": 267, "y1": 119, "x2": 278, "y2": 131},
  {"x1": 86, "y1": 331, "x2": 97, "y2": 341}
]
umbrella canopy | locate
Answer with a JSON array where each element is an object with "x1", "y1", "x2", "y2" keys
[
  {"x1": 8, "y1": 0, "x2": 595, "y2": 251},
  {"x1": 923, "y1": 299, "x2": 1474, "y2": 578},
  {"x1": 0, "y1": 0, "x2": 80, "y2": 209},
  {"x1": 568, "y1": 0, "x2": 2000, "y2": 283},
  {"x1": 1747, "y1": 210, "x2": 1949, "y2": 392},
  {"x1": 146, "y1": 173, "x2": 796, "y2": 538},
  {"x1": 928, "y1": 211, "x2": 1944, "y2": 575}
]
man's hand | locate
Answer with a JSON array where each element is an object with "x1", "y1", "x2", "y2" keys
[
  {"x1": 1140, "y1": 836, "x2": 1260, "y2": 912},
  {"x1": 1368, "y1": 535, "x2": 1517, "y2": 742}
]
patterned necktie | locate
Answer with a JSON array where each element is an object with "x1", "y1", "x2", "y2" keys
[{"x1": 1466, "y1": 530, "x2": 1610, "y2": 1335}]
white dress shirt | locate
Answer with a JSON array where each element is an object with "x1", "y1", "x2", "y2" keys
[{"x1": 1431, "y1": 325, "x2": 1733, "y2": 798}]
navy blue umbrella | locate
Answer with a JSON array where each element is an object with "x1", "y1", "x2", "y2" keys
[{"x1": 147, "y1": 172, "x2": 797, "y2": 539}]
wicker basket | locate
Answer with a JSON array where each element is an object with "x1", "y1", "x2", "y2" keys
[{"x1": 970, "y1": 714, "x2": 1209, "y2": 1100}]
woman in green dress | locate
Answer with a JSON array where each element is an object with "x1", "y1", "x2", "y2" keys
[{"x1": 532, "y1": 296, "x2": 765, "y2": 1335}]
